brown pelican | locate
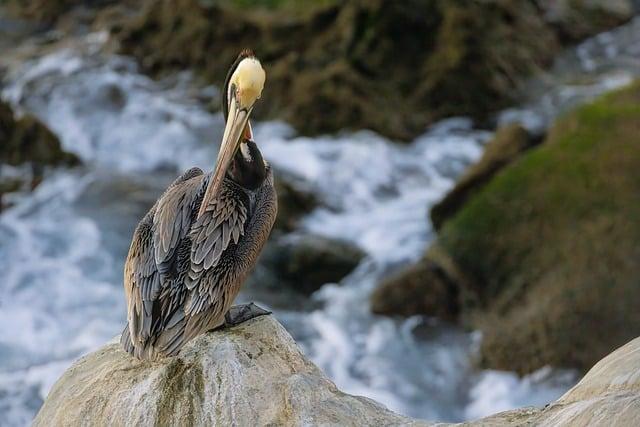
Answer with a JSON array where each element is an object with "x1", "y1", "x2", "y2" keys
[{"x1": 121, "y1": 50, "x2": 277, "y2": 360}]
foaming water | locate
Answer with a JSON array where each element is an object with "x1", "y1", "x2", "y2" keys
[
  {"x1": 2, "y1": 17, "x2": 639, "y2": 424},
  {"x1": 499, "y1": 16, "x2": 640, "y2": 134}
]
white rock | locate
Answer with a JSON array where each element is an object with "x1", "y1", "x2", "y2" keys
[
  {"x1": 33, "y1": 316, "x2": 428, "y2": 426},
  {"x1": 34, "y1": 316, "x2": 640, "y2": 427}
]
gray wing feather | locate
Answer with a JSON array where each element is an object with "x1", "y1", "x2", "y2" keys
[
  {"x1": 183, "y1": 185, "x2": 247, "y2": 317},
  {"x1": 124, "y1": 167, "x2": 203, "y2": 347}
]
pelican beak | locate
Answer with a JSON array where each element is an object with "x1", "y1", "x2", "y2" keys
[{"x1": 197, "y1": 91, "x2": 253, "y2": 218}]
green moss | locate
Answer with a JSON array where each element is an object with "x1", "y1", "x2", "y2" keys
[
  {"x1": 438, "y1": 81, "x2": 640, "y2": 373},
  {"x1": 430, "y1": 124, "x2": 535, "y2": 230}
]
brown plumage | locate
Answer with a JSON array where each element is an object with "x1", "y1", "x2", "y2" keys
[{"x1": 121, "y1": 51, "x2": 275, "y2": 360}]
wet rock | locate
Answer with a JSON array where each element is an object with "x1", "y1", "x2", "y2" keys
[
  {"x1": 371, "y1": 257, "x2": 459, "y2": 321},
  {"x1": 33, "y1": 316, "x2": 425, "y2": 427},
  {"x1": 370, "y1": 244, "x2": 476, "y2": 321},
  {"x1": 259, "y1": 233, "x2": 365, "y2": 295},
  {"x1": 434, "y1": 81, "x2": 640, "y2": 374},
  {"x1": 242, "y1": 232, "x2": 364, "y2": 309},
  {"x1": 430, "y1": 124, "x2": 537, "y2": 230},
  {"x1": 113, "y1": 0, "x2": 631, "y2": 141},
  {"x1": 273, "y1": 170, "x2": 318, "y2": 232},
  {"x1": 0, "y1": 100, "x2": 78, "y2": 168},
  {"x1": 34, "y1": 316, "x2": 640, "y2": 426},
  {"x1": 0, "y1": 100, "x2": 79, "y2": 209}
]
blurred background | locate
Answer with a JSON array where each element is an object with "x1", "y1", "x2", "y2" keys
[{"x1": 1, "y1": 0, "x2": 639, "y2": 425}]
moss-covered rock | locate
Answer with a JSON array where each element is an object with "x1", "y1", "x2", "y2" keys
[
  {"x1": 114, "y1": 0, "x2": 632, "y2": 141},
  {"x1": 435, "y1": 82, "x2": 640, "y2": 374},
  {"x1": 430, "y1": 124, "x2": 537, "y2": 230}
]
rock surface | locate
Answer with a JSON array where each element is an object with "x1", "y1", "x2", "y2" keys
[
  {"x1": 370, "y1": 254, "x2": 459, "y2": 321},
  {"x1": 455, "y1": 336, "x2": 640, "y2": 426},
  {"x1": 33, "y1": 316, "x2": 425, "y2": 427},
  {"x1": 260, "y1": 233, "x2": 365, "y2": 295},
  {"x1": 0, "y1": 100, "x2": 79, "y2": 210},
  {"x1": 273, "y1": 171, "x2": 319, "y2": 232},
  {"x1": 35, "y1": 316, "x2": 640, "y2": 426}
]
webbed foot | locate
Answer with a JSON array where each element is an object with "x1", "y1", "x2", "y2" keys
[{"x1": 224, "y1": 303, "x2": 272, "y2": 327}]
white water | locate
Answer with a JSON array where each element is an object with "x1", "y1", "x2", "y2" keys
[{"x1": 1, "y1": 17, "x2": 639, "y2": 425}]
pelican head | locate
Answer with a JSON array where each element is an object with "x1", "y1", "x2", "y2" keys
[{"x1": 198, "y1": 50, "x2": 266, "y2": 217}]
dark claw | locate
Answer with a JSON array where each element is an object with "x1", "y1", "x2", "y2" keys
[{"x1": 224, "y1": 302, "x2": 271, "y2": 327}]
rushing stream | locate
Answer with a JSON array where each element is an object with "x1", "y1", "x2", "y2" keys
[{"x1": 1, "y1": 17, "x2": 639, "y2": 426}]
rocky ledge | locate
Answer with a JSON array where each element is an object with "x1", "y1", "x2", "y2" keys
[{"x1": 35, "y1": 315, "x2": 640, "y2": 426}]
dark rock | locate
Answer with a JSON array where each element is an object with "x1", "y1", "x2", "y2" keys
[
  {"x1": 430, "y1": 124, "x2": 537, "y2": 230},
  {"x1": 370, "y1": 257, "x2": 458, "y2": 321},
  {"x1": 370, "y1": 244, "x2": 475, "y2": 321},
  {"x1": 259, "y1": 233, "x2": 365, "y2": 296},
  {"x1": 0, "y1": 100, "x2": 79, "y2": 168},
  {"x1": 273, "y1": 170, "x2": 318, "y2": 232},
  {"x1": 0, "y1": 100, "x2": 79, "y2": 210},
  {"x1": 113, "y1": 0, "x2": 632, "y2": 141}
]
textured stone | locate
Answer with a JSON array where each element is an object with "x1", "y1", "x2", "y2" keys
[
  {"x1": 34, "y1": 316, "x2": 426, "y2": 426},
  {"x1": 34, "y1": 316, "x2": 640, "y2": 426}
]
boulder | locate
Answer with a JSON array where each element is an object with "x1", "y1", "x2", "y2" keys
[
  {"x1": 273, "y1": 171, "x2": 318, "y2": 232},
  {"x1": 370, "y1": 244, "x2": 479, "y2": 322},
  {"x1": 34, "y1": 315, "x2": 640, "y2": 426},
  {"x1": 435, "y1": 81, "x2": 640, "y2": 374},
  {"x1": 430, "y1": 124, "x2": 536, "y2": 230},
  {"x1": 0, "y1": 100, "x2": 78, "y2": 168},
  {"x1": 0, "y1": 100, "x2": 79, "y2": 210},
  {"x1": 371, "y1": 256, "x2": 459, "y2": 321},
  {"x1": 33, "y1": 316, "x2": 427, "y2": 427},
  {"x1": 257, "y1": 233, "x2": 365, "y2": 296}
]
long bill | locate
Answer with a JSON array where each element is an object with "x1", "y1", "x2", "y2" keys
[{"x1": 197, "y1": 96, "x2": 253, "y2": 218}]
